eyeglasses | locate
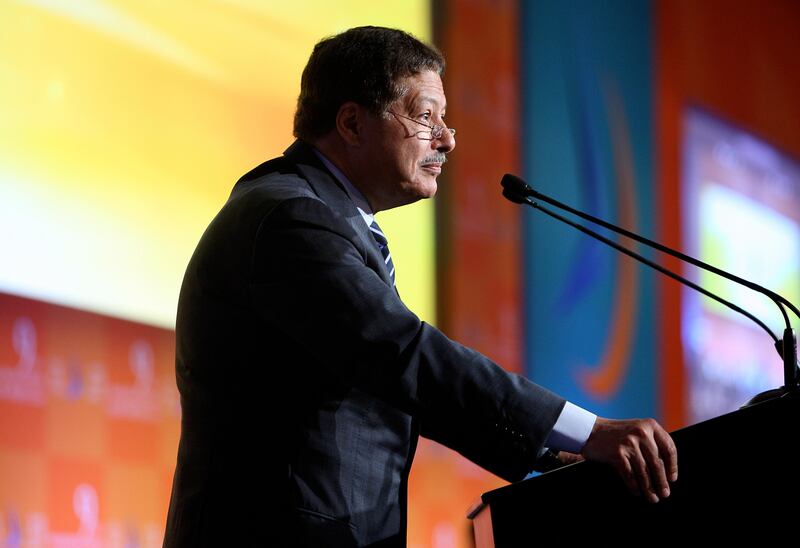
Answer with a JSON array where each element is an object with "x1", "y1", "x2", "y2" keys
[{"x1": 389, "y1": 111, "x2": 456, "y2": 141}]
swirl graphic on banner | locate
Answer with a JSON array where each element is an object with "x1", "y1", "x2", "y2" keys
[{"x1": 574, "y1": 80, "x2": 640, "y2": 401}]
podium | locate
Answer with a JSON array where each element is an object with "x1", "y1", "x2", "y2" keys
[{"x1": 468, "y1": 392, "x2": 800, "y2": 545}]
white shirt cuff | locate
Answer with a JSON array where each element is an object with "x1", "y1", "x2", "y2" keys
[{"x1": 544, "y1": 401, "x2": 597, "y2": 454}]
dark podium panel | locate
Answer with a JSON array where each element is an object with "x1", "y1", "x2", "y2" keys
[{"x1": 469, "y1": 392, "x2": 800, "y2": 545}]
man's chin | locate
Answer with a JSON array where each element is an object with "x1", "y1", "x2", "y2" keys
[
  {"x1": 382, "y1": 183, "x2": 437, "y2": 211},
  {"x1": 405, "y1": 176, "x2": 438, "y2": 199},
  {"x1": 417, "y1": 180, "x2": 438, "y2": 201},
  {"x1": 423, "y1": 177, "x2": 439, "y2": 198}
]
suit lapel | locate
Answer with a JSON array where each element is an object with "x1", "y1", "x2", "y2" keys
[{"x1": 283, "y1": 141, "x2": 394, "y2": 288}]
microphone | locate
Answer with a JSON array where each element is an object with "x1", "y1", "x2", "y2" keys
[{"x1": 501, "y1": 173, "x2": 800, "y2": 401}]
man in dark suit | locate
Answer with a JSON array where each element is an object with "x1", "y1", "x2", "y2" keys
[{"x1": 163, "y1": 26, "x2": 677, "y2": 547}]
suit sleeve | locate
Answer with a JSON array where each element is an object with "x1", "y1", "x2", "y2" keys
[{"x1": 248, "y1": 196, "x2": 566, "y2": 481}]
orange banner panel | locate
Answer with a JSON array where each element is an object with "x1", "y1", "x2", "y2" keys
[{"x1": 0, "y1": 292, "x2": 177, "y2": 546}]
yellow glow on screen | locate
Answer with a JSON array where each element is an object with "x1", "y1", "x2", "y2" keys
[{"x1": 0, "y1": 0, "x2": 434, "y2": 327}]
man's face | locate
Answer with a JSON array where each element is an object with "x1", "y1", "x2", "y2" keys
[{"x1": 356, "y1": 70, "x2": 455, "y2": 212}]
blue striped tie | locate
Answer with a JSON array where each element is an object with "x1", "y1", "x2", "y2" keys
[{"x1": 369, "y1": 219, "x2": 395, "y2": 286}]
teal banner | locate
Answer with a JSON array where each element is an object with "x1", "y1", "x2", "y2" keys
[{"x1": 521, "y1": 1, "x2": 657, "y2": 418}]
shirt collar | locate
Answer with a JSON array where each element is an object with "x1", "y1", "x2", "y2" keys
[{"x1": 313, "y1": 148, "x2": 374, "y2": 226}]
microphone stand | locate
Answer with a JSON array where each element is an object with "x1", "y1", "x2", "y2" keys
[{"x1": 501, "y1": 174, "x2": 799, "y2": 404}]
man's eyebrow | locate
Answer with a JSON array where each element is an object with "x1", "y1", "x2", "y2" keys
[{"x1": 412, "y1": 96, "x2": 447, "y2": 110}]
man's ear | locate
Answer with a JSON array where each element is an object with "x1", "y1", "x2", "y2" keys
[{"x1": 335, "y1": 102, "x2": 364, "y2": 146}]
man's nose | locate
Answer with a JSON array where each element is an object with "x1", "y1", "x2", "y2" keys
[{"x1": 435, "y1": 128, "x2": 455, "y2": 153}]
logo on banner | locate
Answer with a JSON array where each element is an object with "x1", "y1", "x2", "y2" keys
[
  {"x1": 106, "y1": 340, "x2": 159, "y2": 421},
  {"x1": 42, "y1": 484, "x2": 99, "y2": 548},
  {"x1": 0, "y1": 317, "x2": 45, "y2": 405}
]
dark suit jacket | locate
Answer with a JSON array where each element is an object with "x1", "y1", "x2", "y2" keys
[{"x1": 163, "y1": 140, "x2": 566, "y2": 547}]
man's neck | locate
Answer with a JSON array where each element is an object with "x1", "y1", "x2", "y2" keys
[
  {"x1": 311, "y1": 136, "x2": 377, "y2": 213},
  {"x1": 312, "y1": 146, "x2": 374, "y2": 222}
]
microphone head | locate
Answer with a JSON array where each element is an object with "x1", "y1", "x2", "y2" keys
[
  {"x1": 500, "y1": 173, "x2": 534, "y2": 197},
  {"x1": 502, "y1": 187, "x2": 529, "y2": 205}
]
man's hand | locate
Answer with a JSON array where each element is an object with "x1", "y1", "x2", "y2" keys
[{"x1": 580, "y1": 417, "x2": 678, "y2": 504}]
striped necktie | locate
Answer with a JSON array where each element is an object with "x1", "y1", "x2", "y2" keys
[{"x1": 369, "y1": 219, "x2": 395, "y2": 286}]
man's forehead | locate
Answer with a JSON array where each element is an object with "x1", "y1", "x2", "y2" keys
[{"x1": 399, "y1": 71, "x2": 447, "y2": 109}]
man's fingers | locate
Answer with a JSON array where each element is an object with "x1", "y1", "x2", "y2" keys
[
  {"x1": 654, "y1": 426, "x2": 679, "y2": 482},
  {"x1": 617, "y1": 456, "x2": 639, "y2": 498},
  {"x1": 639, "y1": 435, "x2": 670, "y2": 500},
  {"x1": 629, "y1": 445, "x2": 659, "y2": 503}
]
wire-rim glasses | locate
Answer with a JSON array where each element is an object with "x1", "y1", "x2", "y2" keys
[{"x1": 389, "y1": 111, "x2": 456, "y2": 141}]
